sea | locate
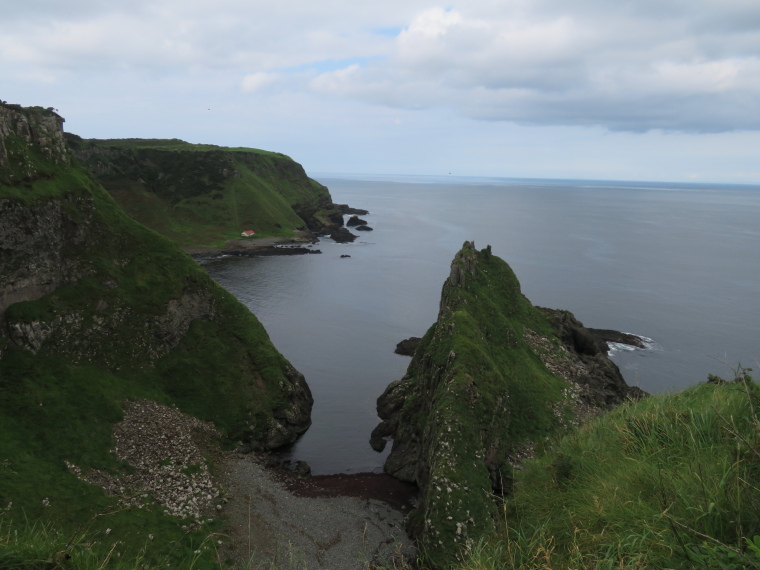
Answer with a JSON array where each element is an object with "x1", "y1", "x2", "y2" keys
[{"x1": 202, "y1": 175, "x2": 760, "y2": 475}]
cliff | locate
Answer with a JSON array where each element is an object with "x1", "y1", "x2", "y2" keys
[
  {"x1": 0, "y1": 103, "x2": 313, "y2": 562},
  {"x1": 371, "y1": 242, "x2": 644, "y2": 566},
  {"x1": 65, "y1": 135, "x2": 344, "y2": 247}
]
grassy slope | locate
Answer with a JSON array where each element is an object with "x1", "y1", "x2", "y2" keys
[
  {"x1": 67, "y1": 137, "x2": 334, "y2": 247},
  {"x1": 0, "y1": 140, "x2": 301, "y2": 567},
  {"x1": 459, "y1": 373, "x2": 760, "y2": 569}
]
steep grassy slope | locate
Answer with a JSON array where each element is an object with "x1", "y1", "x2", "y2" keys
[
  {"x1": 65, "y1": 135, "x2": 342, "y2": 247},
  {"x1": 372, "y1": 242, "x2": 642, "y2": 567},
  {"x1": 461, "y1": 372, "x2": 760, "y2": 569},
  {"x1": 0, "y1": 103, "x2": 312, "y2": 566}
]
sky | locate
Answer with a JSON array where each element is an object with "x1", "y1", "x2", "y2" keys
[{"x1": 3, "y1": 0, "x2": 760, "y2": 183}]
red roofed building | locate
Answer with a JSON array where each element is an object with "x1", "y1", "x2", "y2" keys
[{"x1": 241, "y1": 230, "x2": 256, "y2": 237}]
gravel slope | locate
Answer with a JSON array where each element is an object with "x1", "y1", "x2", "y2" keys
[{"x1": 220, "y1": 454, "x2": 416, "y2": 569}]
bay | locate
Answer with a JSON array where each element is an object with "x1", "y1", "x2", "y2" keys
[{"x1": 203, "y1": 176, "x2": 760, "y2": 474}]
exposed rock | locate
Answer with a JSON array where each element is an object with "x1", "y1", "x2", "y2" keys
[
  {"x1": 394, "y1": 337, "x2": 421, "y2": 356},
  {"x1": 340, "y1": 254, "x2": 351, "y2": 258},
  {"x1": 0, "y1": 194, "x2": 96, "y2": 321},
  {"x1": 335, "y1": 204, "x2": 369, "y2": 216},
  {"x1": 355, "y1": 225, "x2": 373, "y2": 231},
  {"x1": 346, "y1": 215, "x2": 368, "y2": 226},
  {"x1": 66, "y1": 400, "x2": 223, "y2": 520},
  {"x1": 539, "y1": 309, "x2": 647, "y2": 406},
  {"x1": 329, "y1": 227, "x2": 357, "y2": 243},
  {"x1": 0, "y1": 103, "x2": 69, "y2": 183},
  {"x1": 588, "y1": 328, "x2": 649, "y2": 349},
  {"x1": 294, "y1": 460, "x2": 312, "y2": 476}
]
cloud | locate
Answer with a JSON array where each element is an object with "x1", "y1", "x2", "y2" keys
[
  {"x1": 241, "y1": 72, "x2": 279, "y2": 93},
  {"x1": 4, "y1": 0, "x2": 760, "y2": 135},
  {"x1": 310, "y1": 2, "x2": 760, "y2": 132}
]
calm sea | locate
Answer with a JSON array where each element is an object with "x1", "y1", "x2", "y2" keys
[{"x1": 203, "y1": 176, "x2": 760, "y2": 474}]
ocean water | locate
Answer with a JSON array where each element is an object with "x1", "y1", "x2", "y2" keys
[{"x1": 203, "y1": 176, "x2": 760, "y2": 474}]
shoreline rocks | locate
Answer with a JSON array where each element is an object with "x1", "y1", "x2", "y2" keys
[{"x1": 394, "y1": 337, "x2": 421, "y2": 356}]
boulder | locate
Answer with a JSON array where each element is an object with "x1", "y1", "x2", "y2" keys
[
  {"x1": 330, "y1": 227, "x2": 357, "y2": 243},
  {"x1": 346, "y1": 215, "x2": 368, "y2": 226},
  {"x1": 394, "y1": 337, "x2": 421, "y2": 356}
]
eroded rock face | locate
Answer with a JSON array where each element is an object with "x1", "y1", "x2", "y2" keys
[
  {"x1": 0, "y1": 195, "x2": 95, "y2": 320},
  {"x1": 0, "y1": 103, "x2": 69, "y2": 180},
  {"x1": 371, "y1": 242, "x2": 645, "y2": 566}
]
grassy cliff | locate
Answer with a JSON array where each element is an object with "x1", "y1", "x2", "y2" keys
[
  {"x1": 373, "y1": 242, "x2": 642, "y2": 567},
  {"x1": 65, "y1": 135, "x2": 341, "y2": 247},
  {"x1": 0, "y1": 103, "x2": 312, "y2": 567},
  {"x1": 461, "y1": 370, "x2": 760, "y2": 569}
]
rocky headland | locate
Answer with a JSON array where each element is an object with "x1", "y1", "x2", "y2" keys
[{"x1": 371, "y1": 242, "x2": 646, "y2": 566}]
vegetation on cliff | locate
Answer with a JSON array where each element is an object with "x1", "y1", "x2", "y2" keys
[
  {"x1": 372, "y1": 242, "x2": 643, "y2": 567},
  {"x1": 460, "y1": 370, "x2": 760, "y2": 569},
  {"x1": 0, "y1": 102, "x2": 312, "y2": 566},
  {"x1": 65, "y1": 135, "x2": 343, "y2": 247}
]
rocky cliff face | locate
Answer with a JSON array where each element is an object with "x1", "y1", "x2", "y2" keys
[
  {"x1": 0, "y1": 103, "x2": 312, "y2": 449},
  {"x1": 371, "y1": 242, "x2": 644, "y2": 566},
  {"x1": 0, "y1": 103, "x2": 69, "y2": 182}
]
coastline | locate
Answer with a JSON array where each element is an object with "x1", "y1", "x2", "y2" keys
[{"x1": 183, "y1": 232, "x2": 322, "y2": 260}]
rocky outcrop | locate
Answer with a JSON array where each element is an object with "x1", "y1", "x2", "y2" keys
[
  {"x1": 0, "y1": 193, "x2": 96, "y2": 321},
  {"x1": 346, "y1": 215, "x2": 367, "y2": 226},
  {"x1": 394, "y1": 337, "x2": 421, "y2": 356},
  {"x1": 335, "y1": 204, "x2": 369, "y2": 216},
  {"x1": 329, "y1": 227, "x2": 357, "y2": 243},
  {"x1": 0, "y1": 103, "x2": 69, "y2": 182},
  {"x1": 371, "y1": 242, "x2": 645, "y2": 565}
]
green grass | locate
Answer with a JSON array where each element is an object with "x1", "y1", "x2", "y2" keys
[
  {"x1": 1, "y1": 113, "x2": 310, "y2": 567},
  {"x1": 72, "y1": 137, "x2": 291, "y2": 159},
  {"x1": 459, "y1": 371, "x2": 760, "y2": 569},
  {"x1": 65, "y1": 136, "x2": 336, "y2": 247}
]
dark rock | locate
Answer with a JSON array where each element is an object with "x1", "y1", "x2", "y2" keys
[
  {"x1": 588, "y1": 328, "x2": 648, "y2": 350},
  {"x1": 346, "y1": 215, "x2": 368, "y2": 226},
  {"x1": 329, "y1": 227, "x2": 357, "y2": 243},
  {"x1": 394, "y1": 337, "x2": 421, "y2": 356},
  {"x1": 340, "y1": 254, "x2": 351, "y2": 258},
  {"x1": 539, "y1": 308, "x2": 648, "y2": 406},
  {"x1": 294, "y1": 460, "x2": 311, "y2": 476},
  {"x1": 220, "y1": 246, "x2": 320, "y2": 257},
  {"x1": 355, "y1": 225, "x2": 373, "y2": 231},
  {"x1": 335, "y1": 204, "x2": 369, "y2": 216}
]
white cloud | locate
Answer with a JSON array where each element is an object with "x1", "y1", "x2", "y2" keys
[
  {"x1": 308, "y1": 2, "x2": 760, "y2": 132},
  {"x1": 241, "y1": 72, "x2": 279, "y2": 93},
  {"x1": 5, "y1": 0, "x2": 760, "y2": 181}
]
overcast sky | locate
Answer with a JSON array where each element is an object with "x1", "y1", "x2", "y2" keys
[{"x1": 4, "y1": 0, "x2": 760, "y2": 183}]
